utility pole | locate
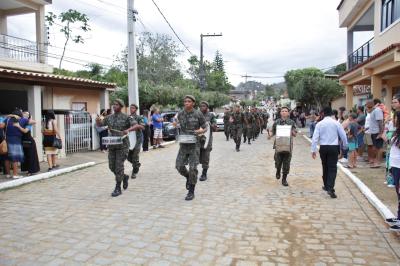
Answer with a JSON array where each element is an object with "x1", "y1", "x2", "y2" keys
[
  {"x1": 199, "y1": 33, "x2": 222, "y2": 91},
  {"x1": 127, "y1": 0, "x2": 139, "y2": 110}
]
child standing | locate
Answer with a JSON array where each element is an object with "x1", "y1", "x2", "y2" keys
[{"x1": 346, "y1": 113, "x2": 359, "y2": 168}]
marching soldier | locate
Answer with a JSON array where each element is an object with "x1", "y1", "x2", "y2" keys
[
  {"x1": 251, "y1": 107, "x2": 258, "y2": 141},
  {"x1": 243, "y1": 107, "x2": 254, "y2": 145},
  {"x1": 96, "y1": 99, "x2": 138, "y2": 197},
  {"x1": 269, "y1": 107, "x2": 297, "y2": 187},
  {"x1": 127, "y1": 104, "x2": 145, "y2": 179},
  {"x1": 223, "y1": 107, "x2": 231, "y2": 141},
  {"x1": 175, "y1": 95, "x2": 207, "y2": 201},
  {"x1": 230, "y1": 104, "x2": 244, "y2": 152},
  {"x1": 199, "y1": 101, "x2": 217, "y2": 182}
]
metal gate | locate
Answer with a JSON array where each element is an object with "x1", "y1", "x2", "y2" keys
[{"x1": 64, "y1": 112, "x2": 92, "y2": 153}]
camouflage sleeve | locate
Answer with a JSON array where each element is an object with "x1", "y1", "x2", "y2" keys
[
  {"x1": 102, "y1": 116, "x2": 110, "y2": 127},
  {"x1": 128, "y1": 115, "x2": 136, "y2": 128},
  {"x1": 138, "y1": 116, "x2": 145, "y2": 126},
  {"x1": 272, "y1": 121, "x2": 277, "y2": 136},
  {"x1": 291, "y1": 120, "x2": 297, "y2": 132},
  {"x1": 210, "y1": 113, "x2": 217, "y2": 126},
  {"x1": 198, "y1": 111, "x2": 207, "y2": 129}
]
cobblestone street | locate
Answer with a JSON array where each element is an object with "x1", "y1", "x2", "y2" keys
[{"x1": 0, "y1": 132, "x2": 400, "y2": 265}]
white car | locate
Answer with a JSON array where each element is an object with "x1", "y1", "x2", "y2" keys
[{"x1": 216, "y1": 113, "x2": 224, "y2": 131}]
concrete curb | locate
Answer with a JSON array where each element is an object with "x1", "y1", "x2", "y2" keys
[
  {"x1": 302, "y1": 134, "x2": 395, "y2": 220},
  {"x1": 0, "y1": 162, "x2": 96, "y2": 191}
]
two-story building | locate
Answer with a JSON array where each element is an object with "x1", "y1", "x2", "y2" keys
[
  {"x1": 338, "y1": 0, "x2": 400, "y2": 110},
  {"x1": 0, "y1": 0, "x2": 116, "y2": 160}
]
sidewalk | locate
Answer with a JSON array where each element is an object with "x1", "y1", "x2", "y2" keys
[{"x1": 0, "y1": 140, "x2": 176, "y2": 187}]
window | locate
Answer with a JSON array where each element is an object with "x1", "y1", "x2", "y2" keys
[
  {"x1": 381, "y1": 0, "x2": 400, "y2": 31},
  {"x1": 72, "y1": 102, "x2": 87, "y2": 111}
]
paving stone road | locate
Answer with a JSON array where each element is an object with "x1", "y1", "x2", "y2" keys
[{"x1": 0, "y1": 132, "x2": 400, "y2": 265}]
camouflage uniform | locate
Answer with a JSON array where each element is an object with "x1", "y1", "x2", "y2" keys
[
  {"x1": 251, "y1": 111, "x2": 258, "y2": 140},
  {"x1": 176, "y1": 109, "x2": 207, "y2": 186},
  {"x1": 230, "y1": 111, "x2": 244, "y2": 150},
  {"x1": 223, "y1": 111, "x2": 231, "y2": 141},
  {"x1": 199, "y1": 112, "x2": 217, "y2": 170},
  {"x1": 127, "y1": 113, "x2": 145, "y2": 177},
  {"x1": 272, "y1": 118, "x2": 296, "y2": 178},
  {"x1": 103, "y1": 112, "x2": 135, "y2": 182},
  {"x1": 243, "y1": 110, "x2": 254, "y2": 142}
]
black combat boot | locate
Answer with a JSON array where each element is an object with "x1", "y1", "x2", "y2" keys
[
  {"x1": 282, "y1": 175, "x2": 288, "y2": 186},
  {"x1": 276, "y1": 170, "x2": 281, "y2": 180},
  {"x1": 199, "y1": 169, "x2": 208, "y2": 181},
  {"x1": 111, "y1": 182, "x2": 122, "y2": 197},
  {"x1": 185, "y1": 185, "x2": 195, "y2": 201},
  {"x1": 123, "y1": 174, "x2": 129, "y2": 190},
  {"x1": 236, "y1": 144, "x2": 240, "y2": 152},
  {"x1": 248, "y1": 139, "x2": 251, "y2": 145},
  {"x1": 243, "y1": 137, "x2": 246, "y2": 143}
]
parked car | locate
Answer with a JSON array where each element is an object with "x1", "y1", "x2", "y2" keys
[
  {"x1": 216, "y1": 113, "x2": 225, "y2": 131},
  {"x1": 161, "y1": 111, "x2": 178, "y2": 140}
]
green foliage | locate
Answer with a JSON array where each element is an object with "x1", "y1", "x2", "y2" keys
[
  {"x1": 46, "y1": 9, "x2": 91, "y2": 69},
  {"x1": 285, "y1": 67, "x2": 343, "y2": 109}
]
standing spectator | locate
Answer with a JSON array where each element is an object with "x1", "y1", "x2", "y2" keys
[
  {"x1": 96, "y1": 109, "x2": 109, "y2": 153},
  {"x1": 21, "y1": 111, "x2": 40, "y2": 175},
  {"x1": 345, "y1": 113, "x2": 359, "y2": 168},
  {"x1": 43, "y1": 111, "x2": 62, "y2": 171},
  {"x1": 300, "y1": 111, "x2": 306, "y2": 128},
  {"x1": 366, "y1": 100, "x2": 384, "y2": 168},
  {"x1": 0, "y1": 114, "x2": 7, "y2": 175},
  {"x1": 308, "y1": 110, "x2": 317, "y2": 138},
  {"x1": 386, "y1": 111, "x2": 400, "y2": 232},
  {"x1": 374, "y1": 98, "x2": 389, "y2": 120},
  {"x1": 356, "y1": 106, "x2": 366, "y2": 158},
  {"x1": 142, "y1": 109, "x2": 151, "y2": 152},
  {"x1": 311, "y1": 106, "x2": 348, "y2": 198},
  {"x1": 151, "y1": 108, "x2": 164, "y2": 149},
  {"x1": 4, "y1": 109, "x2": 29, "y2": 179},
  {"x1": 150, "y1": 110, "x2": 154, "y2": 147},
  {"x1": 338, "y1": 107, "x2": 346, "y2": 123}
]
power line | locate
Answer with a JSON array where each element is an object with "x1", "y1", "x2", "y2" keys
[{"x1": 150, "y1": 0, "x2": 193, "y2": 55}]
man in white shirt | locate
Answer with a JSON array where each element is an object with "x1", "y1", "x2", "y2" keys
[{"x1": 311, "y1": 107, "x2": 348, "y2": 198}]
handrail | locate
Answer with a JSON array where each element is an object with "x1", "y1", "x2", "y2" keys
[
  {"x1": 348, "y1": 37, "x2": 374, "y2": 70},
  {"x1": 0, "y1": 33, "x2": 39, "y2": 62}
]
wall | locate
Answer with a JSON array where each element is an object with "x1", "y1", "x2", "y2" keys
[
  {"x1": 373, "y1": 0, "x2": 400, "y2": 52},
  {"x1": 43, "y1": 87, "x2": 102, "y2": 114}
]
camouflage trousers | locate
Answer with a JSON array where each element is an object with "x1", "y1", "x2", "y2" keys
[
  {"x1": 246, "y1": 127, "x2": 253, "y2": 140},
  {"x1": 200, "y1": 146, "x2": 212, "y2": 170},
  {"x1": 224, "y1": 124, "x2": 230, "y2": 140},
  {"x1": 108, "y1": 147, "x2": 128, "y2": 182},
  {"x1": 274, "y1": 151, "x2": 292, "y2": 176},
  {"x1": 176, "y1": 143, "x2": 200, "y2": 185},
  {"x1": 127, "y1": 142, "x2": 142, "y2": 175},
  {"x1": 231, "y1": 127, "x2": 243, "y2": 148}
]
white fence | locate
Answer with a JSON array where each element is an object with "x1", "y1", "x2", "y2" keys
[{"x1": 64, "y1": 113, "x2": 92, "y2": 153}]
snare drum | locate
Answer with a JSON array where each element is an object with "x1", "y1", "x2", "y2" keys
[
  {"x1": 102, "y1": 136, "x2": 124, "y2": 146},
  {"x1": 177, "y1": 134, "x2": 197, "y2": 144}
]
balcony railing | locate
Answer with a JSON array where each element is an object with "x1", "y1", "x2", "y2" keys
[
  {"x1": 348, "y1": 38, "x2": 374, "y2": 70},
  {"x1": 0, "y1": 34, "x2": 40, "y2": 63}
]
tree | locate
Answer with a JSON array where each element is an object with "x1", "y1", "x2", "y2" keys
[
  {"x1": 115, "y1": 32, "x2": 183, "y2": 85},
  {"x1": 285, "y1": 68, "x2": 343, "y2": 109},
  {"x1": 213, "y1": 50, "x2": 225, "y2": 73},
  {"x1": 46, "y1": 9, "x2": 91, "y2": 69}
]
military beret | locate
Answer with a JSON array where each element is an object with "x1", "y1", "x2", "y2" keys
[
  {"x1": 184, "y1": 95, "x2": 196, "y2": 102},
  {"x1": 114, "y1": 98, "x2": 125, "y2": 107},
  {"x1": 200, "y1": 101, "x2": 209, "y2": 107}
]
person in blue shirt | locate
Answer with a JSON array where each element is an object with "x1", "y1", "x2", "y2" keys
[
  {"x1": 3, "y1": 109, "x2": 30, "y2": 179},
  {"x1": 151, "y1": 108, "x2": 164, "y2": 149}
]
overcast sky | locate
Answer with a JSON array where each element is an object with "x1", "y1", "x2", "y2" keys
[{"x1": 7, "y1": 0, "x2": 373, "y2": 86}]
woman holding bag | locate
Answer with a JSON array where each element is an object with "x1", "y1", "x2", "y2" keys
[{"x1": 43, "y1": 110, "x2": 62, "y2": 171}]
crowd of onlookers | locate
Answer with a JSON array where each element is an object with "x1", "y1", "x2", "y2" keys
[
  {"x1": 0, "y1": 109, "x2": 62, "y2": 179},
  {"x1": 95, "y1": 107, "x2": 169, "y2": 154},
  {"x1": 306, "y1": 96, "x2": 400, "y2": 230}
]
